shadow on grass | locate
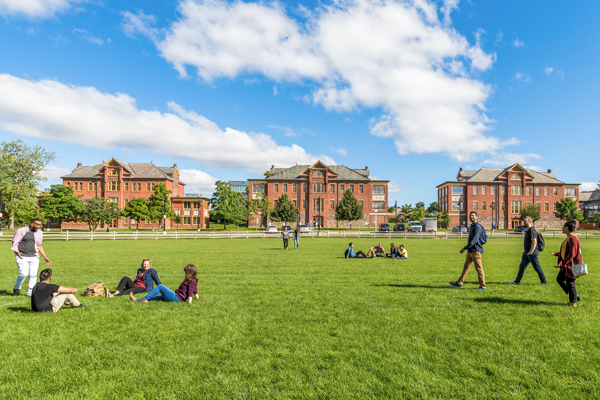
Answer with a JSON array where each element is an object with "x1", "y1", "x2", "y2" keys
[
  {"x1": 471, "y1": 296, "x2": 559, "y2": 306},
  {"x1": 6, "y1": 307, "x2": 34, "y2": 313},
  {"x1": 373, "y1": 283, "x2": 445, "y2": 289},
  {"x1": 0, "y1": 289, "x2": 16, "y2": 296}
]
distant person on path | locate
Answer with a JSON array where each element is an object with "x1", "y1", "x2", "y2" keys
[
  {"x1": 508, "y1": 216, "x2": 547, "y2": 285},
  {"x1": 106, "y1": 259, "x2": 161, "y2": 297},
  {"x1": 12, "y1": 218, "x2": 52, "y2": 296},
  {"x1": 293, "y1": 226, "x2": 300, "y2": 249},
  {"x1": 130, "y1": 264, "x2": 199, "y2": 304},
  {"x1": 395, "y1": 244, "x2": 408, "y2": 260},
  {"x1": 282, "y1": 227, "x2": 290, "y2": 250},
  {"x1": 31, "y1": 268, "x2": 89, "y2": 312},
  {"x1": 367, "y1": 242, "x2": 385, "y2": 258},
  {"x1": 345, "y1": 243, "x2": 368, "y2": 258},
  {"x1": 552, "y1": 220, "x2": 582, "y2": 307},
  {"x1": 450, "y1": 211, "x2": 487, "y2": 290}
]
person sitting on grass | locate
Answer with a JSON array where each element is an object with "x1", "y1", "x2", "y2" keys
[
  {"x1": 386, "y1": 243, "x2": 397, "y2": 258},
  {"x1": 31, "y1": 268, "x2": 90, "y2": 312},
  {"x1": 106, "y1": 259, "x2": 161, "y2": 298},
  {"x1": 345, "y1": 242, "x2": 368, "y2": 258},
  {"x1": 395, "y1": 244, "x2": 408, "y2": 260},
  {"x1": 367, "y1": 242, "x2": 385, "y2": 258},
  {"x1": 130, "y1": 264, "x2": 199, "y2": 304}
]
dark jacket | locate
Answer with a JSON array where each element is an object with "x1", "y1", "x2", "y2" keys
[
  {"x1": 464, "y1": 223, "x2": 484, "y2": 254},
  {"x1": 136, "y1": 268, "x2": 161, "y2": 292}
]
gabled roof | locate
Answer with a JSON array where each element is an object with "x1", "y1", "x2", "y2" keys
[
  {"x1": 62, "y1": 160, "x2": 176, "y2": 181},
  {"x1": 455, "y1": 164, "x2": 564, "y2": 185},
  {"x1": 267, "y1": 161, "x2": 372, "y2": 181},
  {"x1": 581, "y1": 190, "x2": 600, "y2": 202}
]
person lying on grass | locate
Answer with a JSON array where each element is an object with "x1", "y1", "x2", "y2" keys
[
  {"x1": 106, "y1": 259, "x2": 161, "y2": 298},
  {"x1": 130, "y1": 264, "x2": 199, "y2": 304}
]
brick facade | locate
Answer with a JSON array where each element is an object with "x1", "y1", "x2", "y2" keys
[
  {"x1": 437, "y1": 164, "x2": 579, "y2": 230},
  {"x1": 248, "y1": 161, "x2": 389, "y2": 229},
  {"x1": 579, "y1": 190, "x2": 600, "y2": 230}
]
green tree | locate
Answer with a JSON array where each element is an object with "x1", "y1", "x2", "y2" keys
[
  {"x1": 437, "y1": 212, "x2": 450, "y2": 228},
  {"x1": 388, "y1": 205, "x2": 397, "y2": 214},
  {"x1": 0, "y1": 139, "x2": 55, "y2": 228},
  {"x1": 400, "y1": 204, "x2": 414, "y2": 221},
  {"x1": 79, "y1": 197, "x2": 121, "y2": 231},
  {"x1": 148, "y1": 183, "x2": 173, "y2": 229},
  {"x1": 335, "y1": 190, "x2": 364, "y2": 227},
  {"x1": 40, "y1": 184, "x2": 84, "y2": 230},
  {"x1": 249, "y1": 191, "x2": 272, "y2": 227},
  {"x1": 519, "y1": 203, "x2": 540, "y2": 223},
  {"x1": 171, "y1": 214, "x2": 183, "y2": 230},
  {"x1": 415, "y1": 201, "x2": 425, "y2": 210},
  {"x1": 270, "y1": 192, "x2": 299, "y2": 225},
  {"x1": 426, "y1": 202, "x2": 438, "y2": 215},
  {"x1": 121, "y1": 197, "x2": 150, "y2": 230},
  {"x1": 210, "y1": 180, "x2": 246, "y2": 229},
  {"x1": 554, "y1": 197, "x2": 584, "y2": 222}
]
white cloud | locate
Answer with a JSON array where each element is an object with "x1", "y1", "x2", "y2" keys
[
  {"x1": 544, "y1": 66, "x2": 564, "y2": 80},
  {"x1": 41, "y1": 165, "x2": 72, "y2": 185},
  {"x1": 480, "y1": 152, "x2": 542, "y2": 167},
  {"x1": 121, "y1": 10, "x2": 159, "y2": 41},
  {"x1": 328, "y1": 147, "x2": 347, "y2": 156},
  {"x1": 73, "y1": 28, "x2": 104, "y2": 45},
  {"x1": 511, "y1": 72, "x2": 531, "y2": 83},
  {"x1": 579, "y1": 182, "x2": 599, "y2": 192},
  {"x1": 544, "y1": 67, "x2": 554, "y2": 76},
  {"x1": 495, "y1": 30, "x2": 503, "y2": 45},
  {"x1": 0, "y1": 0, "x2": 85, "y2": 19},
  {"x1": 141, "y1": 0, "x2": 509, "y2": 162},
  {"x1": 179, "y1": 169, "x2": 218, "y2": 196},
  {"x1": 0, "y1": 74, "x2": 333, "y2": 173},
  {"x1": 513, "y1": 38, "x2": 525, "y2": 47}
]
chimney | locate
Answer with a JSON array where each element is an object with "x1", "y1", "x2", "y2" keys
[
  {"x1": 173, "y1": 163, "x2": 177, "y2": 168},
  {"x1": 547, "y1": 169, "x2": 551, "y2": 173},
  {"x1": 459, "y1": 167, "x2": 463, "y2": 172},
  {"x1": 271, "y1": 165, "x2": 274, "y2": 169},
  {"x1": 365, "y1": 166, "x2": 368, "y2": 169},
  {"x1": 77, "y1": 162, "x2": 82, "y2": 167}
]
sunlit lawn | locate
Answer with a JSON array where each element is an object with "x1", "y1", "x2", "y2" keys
[{"x1": 0, "y1": 235, "x2": 598, "y2": 399}]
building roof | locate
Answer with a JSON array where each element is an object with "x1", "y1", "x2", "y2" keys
[
  {"x1": 454, "y1": 164, "x2": 565, "y2": 185},
  {"x1": 581, "y1": 190, "x2": 600, "y2": 202},
  {"x1": 267, "y1": 161, "x2": 376, "y2": 182},
  {"x1": 62, "y1": 159, "x2": 178, "y2": 181}
]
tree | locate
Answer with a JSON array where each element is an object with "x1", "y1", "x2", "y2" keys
[
  {"x1": 79, "y1": 197, "x2": 121, "y2": 231},
  {"x1": 400, "y1": 204, "x2": 414, "y2": 221},
  {"x1": 248, "y1": 190, "x2": 272, "y2": 227},
  {"x1": 121, "y1": 197, "x2": 150, "y2": 230},
  {"x1": 148, "y1": 183, "x2": 173, "y2": 229},
  {"x1": 554, "y1": 197, "x2": 584, "y2": 222},
  {"x1": 335, "y1": 190, "x2": 363, "y2": 227},
  {"x1": 519, "y1": 204, "x2": 540, "y2": 223},
  {"x1": 0, "y1": 139, "x2": 55, "y2": 228},
  {"x1": 40, "y1": 185, "x2": 84, "y2": 230},
  {"x1": 270, "y1": 192, "x2": 299, "y2": 225},
  {"x1": 171, "y1": 214, "x2": 183, "y2": 230},
  {"x1": 426, "y1": 202, "x2": 438, "y2": 215},
  {"x1": 415, "y1": 201, "x2": 425, "y2": 210},
  {"x1": 210, "y1": 180, "x2": 248, "y2": 229},
  {"x1": 388, "y1": 205, "x2": 397, "y2": 214},
  {"x1": 437, "y1": 212, "x2": 450, "y2": 228}
]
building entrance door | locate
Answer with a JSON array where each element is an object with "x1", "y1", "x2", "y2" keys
[{"x1": 313, "y1": 216, "x2": 324, "y2": 229}]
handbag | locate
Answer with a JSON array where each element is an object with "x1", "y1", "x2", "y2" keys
[{"x1": 571, "y1": 259, "x2": 588, "y2": 277}]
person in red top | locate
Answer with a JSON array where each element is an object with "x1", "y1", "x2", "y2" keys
[
  {"x1": 552, "y1": 220, "x2": 583, "y2": 307},
  {"x1": 130, "y1": 264, "x2": 199, "y2": 304}
]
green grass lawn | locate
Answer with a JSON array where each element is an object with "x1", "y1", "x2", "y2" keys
[{"x1": 1, "y1": 236, "x2": 599, "y2": 399}]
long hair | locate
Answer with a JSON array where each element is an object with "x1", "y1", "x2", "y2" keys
[
  {"x1": 140, "y1": 259, "x2": 152, "y2": 269},
  {"x1": 390, "y1": 243, "x2": 396, "y2": 253},
  {"x1": 184, "y1": 264, "x2": 197, "y2": 282}
]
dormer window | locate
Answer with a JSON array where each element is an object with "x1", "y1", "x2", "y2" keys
[
  {"x1": 108, "y1": 169, "x2": 118, "y2": 176},
  {"x1": 512, "y1": 174, "x2": 520, "y2": 180},
  {"x1": 313, "y1": 171, "x2": 324, "y2": 178}
]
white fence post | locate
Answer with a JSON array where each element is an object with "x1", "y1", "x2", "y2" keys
[
  {"x1": 66, "y1": 230, "x2": 69, "y2": 241},
  {"x1": 90, "y1": 231, "x2": 93, "y2": 241},
  {"x1": 113, "y1": 231, "x2": 116, "y2": 241},
  {"x1": 135, "y1": 230, "x2": 138, "y2": 240},
  {"x1": 155, "y1": 231, "x2": 158, "y2": 240}
]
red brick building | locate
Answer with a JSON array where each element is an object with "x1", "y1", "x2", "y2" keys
[
  {"x1": 54, "y1": 158, "x2": 210, "y2": 230},
  {"x1": 248, "y1": 161, "x2": 389, "y2": 229},
  {"x1": 579, "y1": 190, "x2": 600, "y2": 230},
  {"x1": 437, "y1": 164, "x2": 579, "y2": 230}
]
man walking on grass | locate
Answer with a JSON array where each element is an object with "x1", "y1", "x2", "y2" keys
[
  {"x1": 31, "y1": 269, "x2": 90, "y2": 312},
  {"x1": 450, "y1": 211, "x2": 487, "y2": 290},
  {"x1": 11, "y1": 218, "x2": 52, "y2": 296},
  {"x1": 508, "y1": 216, "x2": 547, "y2": 285}
]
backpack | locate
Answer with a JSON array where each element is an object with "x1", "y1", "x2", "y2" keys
[
  {"x1": 479, "y1": 224, "x2": 487, "y2": 245},
  {"x1": 537, "y1": 231, "x2": 545, "y2": 251},
  {"x1": 84, "y1": 281, "x2": 106, "y2": 297}
]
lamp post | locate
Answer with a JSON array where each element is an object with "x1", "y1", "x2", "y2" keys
[
  {"x1": 318, "y1": 197, "x2": 321, "y2": 235},
  {"x1": 163, "y1": 195, "x2": 167, "y2": 232},
  {"x1": 490, "y1": 202, "x2": 495, "y2": 231},
  {"x1": 0, "y1": 190, "x2": 3, "y2": 234}
]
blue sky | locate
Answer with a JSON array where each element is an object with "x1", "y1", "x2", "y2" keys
[{"x1": 0, "y1": 0, "x2": 598, "y2": 207}]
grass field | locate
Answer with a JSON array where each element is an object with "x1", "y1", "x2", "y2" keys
[{"x1": 1, "y1": 236, "x2": 598, "y2": 399}]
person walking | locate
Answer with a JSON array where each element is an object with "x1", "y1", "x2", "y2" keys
[
  {"x1": 281, "y1": 227, "x2": 290, "y2": 250},
  {"x1": 293, "y1": 226, "x2": 300, "y2": 250},
  {"x1": 11, "y1": 218, "x2": 52, "y2": 296},
  {"x1": 552, "y1": 220, "x2": 583, "y2": 307},
  {"x1": 450, "y1": 211, "x2": 487, "y2": 290},
  {"x1": 508, "y1": 216, "x2": 547, "y2": 285}
]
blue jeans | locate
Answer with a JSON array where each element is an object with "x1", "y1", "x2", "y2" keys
[
  {"x1": 515, "y1": 251, "x2": 546, "y2": 284},
  {"x1": 294, "y1": 236, "x2": 299, "y2": 249},
  {"x1": 138, "y1": 284, "x2": 181, "y2": 302}
]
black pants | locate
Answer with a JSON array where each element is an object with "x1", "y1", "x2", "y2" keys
[
  {"x1": 354, "y1": 250, "x2": 367, "y2": 258},
  {"x1": 283, "y1": 239, "x2": 289, "y2": 249},
  {"x1": 114, "y1": 276, "x2": 146, "y2": 296},
  {"x1": 556, "y1": 269, "x2": 578, "y2": 303}
]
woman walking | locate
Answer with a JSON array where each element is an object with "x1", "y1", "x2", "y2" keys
[{"x1": 552, "y1": 220, "x2": 582, "y2": 307}]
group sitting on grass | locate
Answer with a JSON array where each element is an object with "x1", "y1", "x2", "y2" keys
[{"x1": 345, "y1": 242, "x2": 407, "y2": 260}]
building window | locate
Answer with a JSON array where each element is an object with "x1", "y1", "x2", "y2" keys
[
  {"x1": 74, "y1": 182, "x2": 83, "y2": 191},
  {"x1": 283, "y1": 183, "x2": 288, "y2": 193},
  {"x1": 511, "y1": 186, "x2": 522, "y2": 195},
  {"x1": 511, "y1": 201, "x2": 521, "y2": 214},
  {"x1": 501, "y1": 186, "x2": 505, "y2": 195},
  {"x1": 292, "y1": 183, "x2": 297, "y2": 193},
  {"x1": 452, "y1": 202, "x2": 463, "y2": 211},
  {"x1": 124, "y1": 182, "x2": 129, "y2": 192},
  {"x1": 545, "y1": 202, "x2": 549, "y2": 212},
  {"x1": 253, "y1": 184, "x2": 265, "y2": 193},
  {"x1": 184, "y1": 201, "x2": 191, "y2": 209},
  {"x1": 544, "y1": 187, "x2": 549, "y2": 196},
  {"x1": 292, "y1": 200, "x2": 297, "y2": 207},
  {"x1": 501, "y1": 202, "x2": 505, "y2": 211},
  {"x1": 192, "y1": 216, "x2": 199, "y2": 225},
  {"x1": 132, "y1": 182, "x2": 141, "y2": 192},
  {"x1": 108, "y1": 197, "x2": 118, "y2": 204},
  {"x1": 359, "y1": 200, "x2": 363, "y2": 208},
  {"x1": 473, "y1": 201, "x2": 478, "y2": 211},
  {"x1": 481, "y1": 186, "x2": 486, "y2": 195},
  {"x1": 330, "y1": 200, "x2": 335, "y2": 210},
  {"x1": 303, "y1": 183, "x2": 307, "y2": 193},
  {"x1": 313, "y1": 182, "x2": 324, "y2": 193},
  {"x1": 553, "y1": 187, "x2": 558, "y2": 196},
  {"x1": 373, "y1": 185, "x2": 385, "y2": 194},
  {"x1": 88, "y1": 182, "x2": 97, "y2": 192},
  {"x1": 108, "y1": 181, "x2": 119, "y2": 191},
  {"x1": 536, "y1": 202, "x2": 541, "y2": 209},
  {"x1": 512, "y1": 174, "x2": 520, "y2": 180},
  {"x1": 473, "y1": 186, "x2": 478, "y2": 195},
  {"x1": 183, "y1": 217, "x2": 191, "y2": 224},
  {"x1": 349, "y1": 184, "x2": 354, "y2": 193},
  {"x1": 359, "y1": 184, "x2": 364, "y2": 194},
  {"x1": 313, "y1": 198, "x2": 324, "y2": 212},
  {"x1": 452, "y1": 187, "x2": 463, "y2": 195},
  {"x1": 526, "y1": 187, "x2": 531, "y2": 196},
  {"x1": 491, "y1": 201, "x2": 495, "y2": 210},
  {"x1": 373, "y1": 201, "x2": 385, "y2": 210},
  {"x1": 482, "y1": 201, "x2": 486, "y2": 211},
  {"x1": 535, "y1": 187, "x2": 540, "y2": 196},
  {"x1": 565, "y1": 188, "x2": 576, "y2": 196},
  {"x1": 146, "y1": 182, "x2": 156, "y2": 192},
  {"x1": 274, "y1": 183, "x2": 279, "y2": 193},
  {"x1": 340, "y1": 184, "x2": 345, "y2": 193},
  {"x1": 302, "y1": 199, "x2": 306, "y2": 210},
  {"x1": 314, "y1": 171, "x2": 324, "y2": 177},
  {"x1": 491, "y1": 186, "x2": 495, "y2": 195}
]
